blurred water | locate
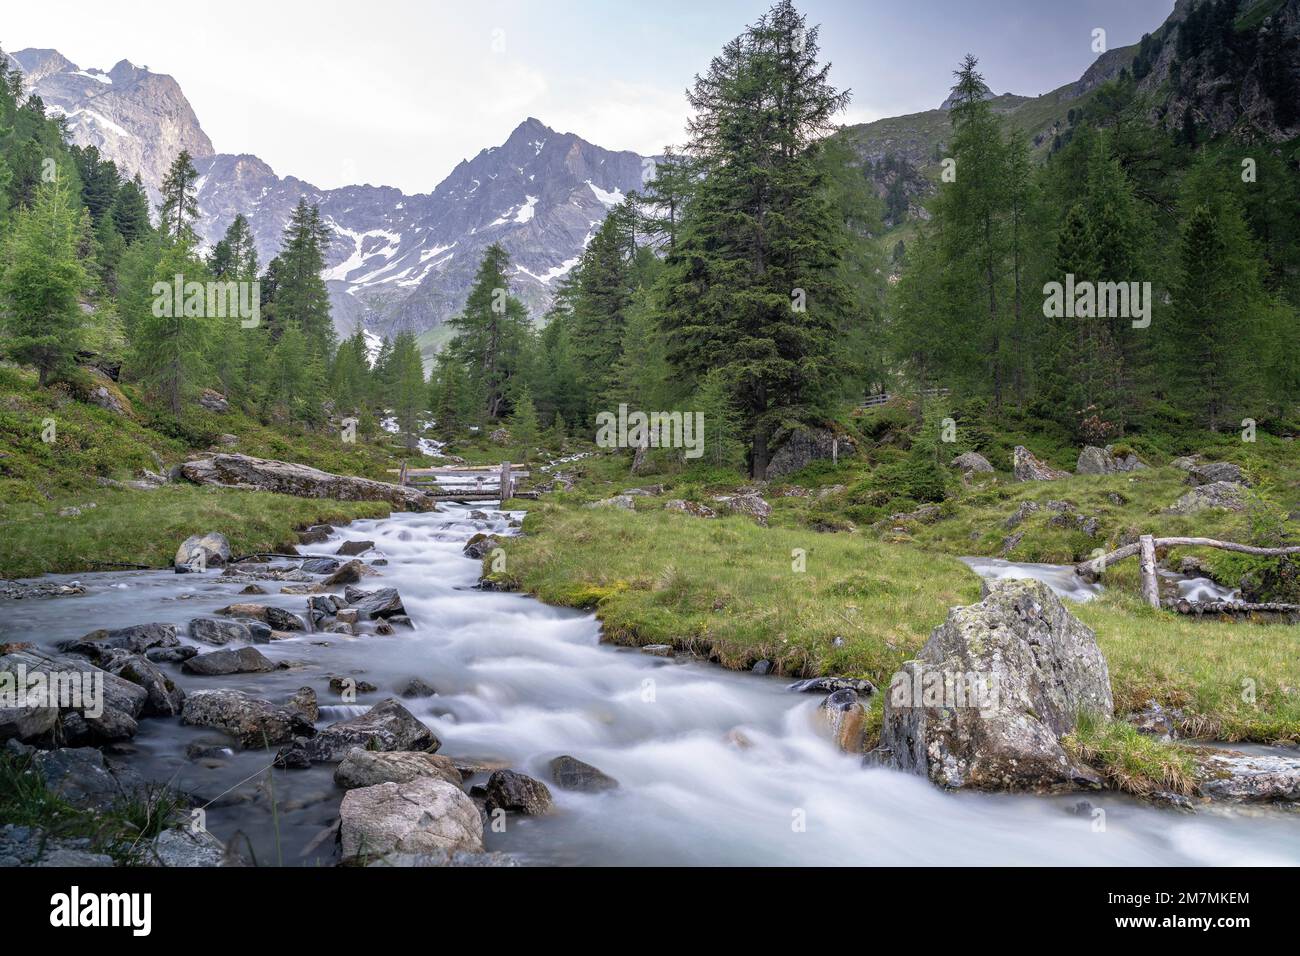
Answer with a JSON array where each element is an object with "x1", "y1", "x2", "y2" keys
[{"x1": 4, "y1": 507, "x2": 1297, "y2": 866}]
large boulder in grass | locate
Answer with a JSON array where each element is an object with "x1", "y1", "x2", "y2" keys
[
  {"x1": 712, "y1": 493, "x2": 773, "y2": 525},
  {"x1": 174, "y1": 532, "x2": 231, "y2": 570},
  {"x1": 1076, "y1": 445, "x2": 1147, "y2": 476},
  {"x1": 1167, "y1": 481, "x2": 1248, "y2": 515},
  {"x1": 765, "y1": 427, "x2": 855, "y2": 480},
  {"x1": 1012, "y1": 446, "x2": 1069, "y2": 482},
  {"x1": 876, "y1": 578, "x2": 1112, "y2": 792},
  {"x1": 180, "y1": 453, "x2": 435, "y2": 511},
  {"x1": 339, "y1": 777, "x2": 483, "y2": 862},
  {"x1": 1186, "y1": 461, "x2": 1250, "y2": 487},
  {"x1": 950, "y1": 451, "x2": 994, "y2": 475}
]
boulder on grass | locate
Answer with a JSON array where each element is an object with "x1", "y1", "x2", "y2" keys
[
  {"x1": 950, "y1": 451, "x2": 994, "y2": 475},
  {"x1": 1076, "y1": 445, "x2": 1146, "y2": 475},
  {"x1": 1186, "y1": 461, "x2": 1249, "y2": 487},
  {"x1": 1167, "y1": 481, "x2": 1248, "y2": 515},
  {"x1": 875, "y1": 578, "x2": 1112, "y2": 791},
  {"x1": 765, "y1": 426, "x2": 855, "y2": 480},
  {"x1": 1012, "y1": 446, "x2": 1069, "y2": 482},
  {"x1": 174, "y1": 532, "x2": 231, "y2": 570}
]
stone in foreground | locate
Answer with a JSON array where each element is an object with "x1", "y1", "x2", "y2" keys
[
  {"x1": 876, "y1": 578, "x2": 1112, "y2": 791},
  {"x1": 339, "y1": 777, "x2": 483, "y2": 862}
]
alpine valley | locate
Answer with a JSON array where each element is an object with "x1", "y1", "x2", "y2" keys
[{"x1": 5, "y1": 49, "x2": 655, "y2": 346}]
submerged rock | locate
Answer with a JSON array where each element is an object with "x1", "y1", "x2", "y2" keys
[
  {"x1": 463, "y1": 534, "x2": 503, "y2": 560},
  {"x1": 876, "y1": 578, "x2": 1112, "y2": 792},
  {"x1": 787, "y1": 676, "x2": 877, "y2": 696},
  {"x1": 483, "y1": 769, "x2": 553, "y2": 815},
  {"x1": 180, "y1": 688, "x2": 317, "y2": 749},
  {"x1": 64, "y1": 623, "x2": 178, "y2": 655},
  {"x1": 1196, "y1": 752, "x2": 1300, "y2": 803},
  {"x1": 189, "y1": 617, "x2": 251, "y2": 646},
  {"x1": 182, "y1": 647, "x2": 276, "y2": 676},
  {"x1": 818, "y1": 688, "x2": 870, "y2": 754},
  {"x1": 339, "y1": 777, "x2": 484, "y2": 862},
  {"x1": 336, "y1": 540, "x2": 376, "y2": 557},
  {"x1": 342, "y1": 587, "x2": 407, "y2": 620},
  {"x1": 292, "y1": 698, "x2": 438, "y2": 763},
  {"x1": 548, "y1": 755, "x2": 619, "y2": 793}
]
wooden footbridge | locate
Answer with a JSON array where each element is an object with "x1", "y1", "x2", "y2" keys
[
  {"x1": 1077, "y1": 535, "x2": 1300, "y2": 618},
  {"x1": 390, "y1": 461, "x2": 530, "y2": 502}
]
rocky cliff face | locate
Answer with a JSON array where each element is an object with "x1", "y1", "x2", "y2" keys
[
  {"x1": 8, "y1": 49, "x2": 652, "y2": 340},
  {"x1": 8, "y1": 49, "x2": 214, "y2": 207},
  {"x1": 839, "y1": 0, "x2": 1300, "y2": 228}
]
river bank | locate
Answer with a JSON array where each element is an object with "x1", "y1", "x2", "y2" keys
[{"x1": 4, "y1": 503, "x2": 1300, "y2": 866}]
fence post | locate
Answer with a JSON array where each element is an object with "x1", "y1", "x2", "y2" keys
[
  {"x1": 399, "y1": 460, "x2": 408, "y2": 486},
  {"x1": 1139, "y1": 535, "x2": 1160, "y2": 610},
  {"x1": 500, "y1": 461, "x2": 513, "y2": 501}
]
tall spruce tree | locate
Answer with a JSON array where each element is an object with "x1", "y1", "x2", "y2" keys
[
  {"x1": 658, "y1": 0, "x2": 853, "y2": 478},
  {"x1": 158, "y1": 150, "x2": 199, "y2": 243},
  {"x1": 0, "y1": 179, "x2": 88, "y2": 386},
  {"x1": 446, "y1": 243, "x2": 530, "y2": 420}
]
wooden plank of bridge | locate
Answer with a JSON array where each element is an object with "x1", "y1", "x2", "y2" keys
[{"x1": 1139, "y1": 535, "x2": 1160, "y2": 610}]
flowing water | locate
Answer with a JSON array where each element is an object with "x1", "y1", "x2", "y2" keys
[{"x1": 4, "y1": 506, "x2": 1298, "y2": 866}]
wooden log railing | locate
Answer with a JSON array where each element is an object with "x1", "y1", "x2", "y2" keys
[
  {"x1": 390, "y1": 461, "x2": 524, "y2": 502},
  {"x1": 1076, "y1": 536, "x2": 1300, "y2": 610}
]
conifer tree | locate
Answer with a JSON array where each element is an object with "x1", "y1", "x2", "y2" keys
[
  {"x1": 0, "y1": 179, "x2": 88, "y2": 386},
  {"x1": 446, "y1": 243, "x2": 530, "y2": 419},
  {"x1": 158, "y1": 150, "x2": 199, "y2": 243},
  {"x1": 658, "y1": 0, "x2": 853, "y2": 477}
]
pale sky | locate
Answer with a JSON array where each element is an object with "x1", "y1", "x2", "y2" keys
[{"x1": 3, "y1": 0, "x2": 1175, "y2": 194}]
